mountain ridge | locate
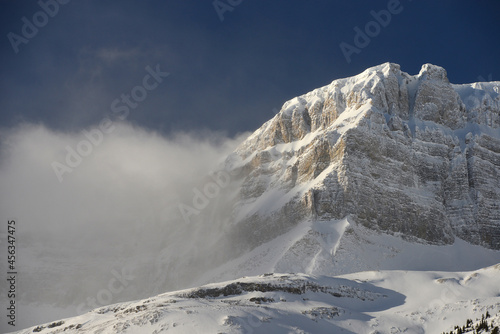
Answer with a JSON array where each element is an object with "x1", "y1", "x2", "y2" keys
[{"x1": 224, "y1": 62, "x2": 500, "y2": 253}]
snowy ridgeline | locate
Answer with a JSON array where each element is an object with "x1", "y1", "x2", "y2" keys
[{"x1": 11, "y1": 264, "x2": 500, "y2": 334}]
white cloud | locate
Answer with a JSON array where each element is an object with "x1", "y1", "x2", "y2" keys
[
  {"x1": 1, "y1": 121, "x2": 246, "y2": 235},
  {"x1": 0, "y1": 122, "x2": 248, "y2": 310}
]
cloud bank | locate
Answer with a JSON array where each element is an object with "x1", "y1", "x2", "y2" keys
[{"x1": 0, "y1": 122, "x2": 248, "y2": 319}]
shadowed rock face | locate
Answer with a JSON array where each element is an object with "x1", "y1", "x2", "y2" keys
[{"x1": 229, "y1": 63, "x2": 500, "y2": 250}]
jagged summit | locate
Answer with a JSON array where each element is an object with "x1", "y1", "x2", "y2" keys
[
  {"x1": 418, "y1": 63, "x2": 449, "y2": 81},
  {"x1": 228, "y1": 63, "x2": 500, "y2": 252},
  {"x1": 238, "y1": 62, "x2": 497, "y2": 154}
]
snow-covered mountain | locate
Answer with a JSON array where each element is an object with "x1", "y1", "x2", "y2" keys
[
  {"x1": 6, "y1": 63, "x2": 500, "y2": 332},
  {"x1": 11, "y1": 264, "x2": 500, "y2": 334},
  {"x1": 191, "y1": 61, "x2": 500, "y2": 286},
  {"x1": 225, "y1": 62, "x2": 500, "y2": 253}
]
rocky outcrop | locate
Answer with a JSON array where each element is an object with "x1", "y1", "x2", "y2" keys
[{"x1": 229, "y1": 63, "x2": 500, "y2": 249}]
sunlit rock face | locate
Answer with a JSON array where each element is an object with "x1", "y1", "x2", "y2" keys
[{"x1": 229, "y1": 63, "x2": 500, "y2": 249}]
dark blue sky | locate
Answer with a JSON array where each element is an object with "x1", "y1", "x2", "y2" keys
[{"x1": 1, "y1": 0, "x2": 499, "y2": 135}]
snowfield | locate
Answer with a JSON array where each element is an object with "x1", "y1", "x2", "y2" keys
[
  {"x1": 10, "y1": 264, "x2": 500, "y2": 334},
  {"x1": 196, "y1": 217, "x2": 500, "y2": 287}
]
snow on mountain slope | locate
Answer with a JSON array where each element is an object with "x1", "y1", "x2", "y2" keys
[
  {"x1": 196, "y1": 217, "x2": 500, "y2": 288},
  {"x1": 10, "y1": 264, "x2": 500, "y2": 334}
]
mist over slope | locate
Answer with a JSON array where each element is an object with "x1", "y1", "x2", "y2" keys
[{"x1": 0, "y1": 122, "x2": 248, "y2": 330}]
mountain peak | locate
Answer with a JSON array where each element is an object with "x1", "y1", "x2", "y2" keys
[
  {"x1": 363, "y1": 61, "x2": 401, "y2": 75},
  {"x1": 418, "y1": 63, "x2": 449, "y2": 82},
  {"x1": 230, "y1": 63, "x2": 500, "y2": 254}
]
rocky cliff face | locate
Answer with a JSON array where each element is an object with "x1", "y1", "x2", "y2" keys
[{"x1": 227, "y1": 63, "x2": 500, "y2": 250}]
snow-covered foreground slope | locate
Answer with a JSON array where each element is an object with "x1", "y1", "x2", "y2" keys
[
  {"x1": 6, "y1": 217, "x2": 500, "y2": 333},
  {"x1": 11, "y1": 264, "x2": 500, "y2": 334}
]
